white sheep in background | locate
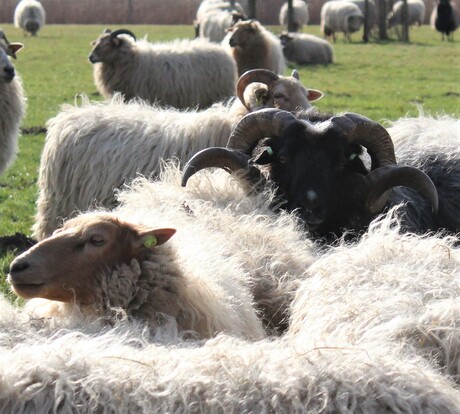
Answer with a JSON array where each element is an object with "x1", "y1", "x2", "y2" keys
[
  {"x1": 278, "y1": 0, "x2": 310, "y2": 31},
  {"x1": 343, "y1": 0, "x2": 378, "y2": 37},
  {"x1": 320, "y1": 0, "x2": 364, "y2": 41},
  {"x1": 13, "y1": 0, "x2": 45, "y2": 36},
  {"x1": 279, "y1": 32, "x2": 334, "y2": 65},
  {"x1": 195, "y1": 1, "x2": 247, "y2": 42},
  {"x1": 89, "y1": 28, "x2": 237, "y2": 109},
  {"x1": 33, "y1": 69, "x2": 323, "y2": 241},
  {"x1": 222, "y1": 19, "x2": 286, "y2": 76},
  {"x1": 387, "y1": 0, "x2": 426, "y2": 28},
  {"x1": 0, "y1": 30, "x2": 25, "y2": 177}
]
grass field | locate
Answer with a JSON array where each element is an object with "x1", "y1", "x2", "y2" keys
[{"x1": 0, "y1": 23, "x2": 459, "y2": 298}]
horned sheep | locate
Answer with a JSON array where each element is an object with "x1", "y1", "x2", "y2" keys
[
  {"x1": 320, "y1": 0, "x2": 364, "y2": 41},
  {"x1": 33, "y1": 69, "x2": 323, "y2": 241},
  {"x1": 279, "y1": 32, "x2": 334, "y2": 65},
  {"x1": 89, "y1": 28, "x2": 237, "y2": 109},
  {"x1": 222, "y1": 19, "x2": 286, "y2": 76},
  {"x1": 13, "y1": 0, "x2": 45, "y2": 37},
  {"x1": 0, "y1": 30, "x2": 25, "y2": 177},
  {"x1": 278, "y1": 0, "x2": 310, "y2": 32},
  {"x1": 387, "y1": 0, "x2": 426, "y2": 28}
]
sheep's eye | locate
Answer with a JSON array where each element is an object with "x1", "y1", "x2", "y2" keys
[
  {"x1": 90, "y1": 235, "x2": 105, "y2": 247},
  {"x1": 278, "y1": 156, "x2": 287, "y2": 164}
]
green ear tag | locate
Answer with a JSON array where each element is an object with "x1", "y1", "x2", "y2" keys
[
  {"x1": 266, "y1": 147, "x2": 274, "y2": 156},
  {"x1": 143, "y1": 235, "x2": 157, "y2": 248}
]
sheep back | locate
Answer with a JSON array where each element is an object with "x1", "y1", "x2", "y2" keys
[
  {"x1": 388, "y1": 0, "x2": 426, "y2": 27},
  {"x1": 281, "y1": 32, "x2": 334, "y2": 65}
]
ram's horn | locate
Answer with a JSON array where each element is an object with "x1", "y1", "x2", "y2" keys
[
  {"x1": 236, "y1": 69, "x2": 279, "y2": 110},
  {"x1": 110, "y1": 29, "x2": 137, "y2": 41}
]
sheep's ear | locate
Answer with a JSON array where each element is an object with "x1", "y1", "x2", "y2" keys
[
  {"x1": 307, "y1": 89, "x2": 324, "y2": 102},
  {"x1": 8, "y1": 42, "x2": 23, "y2": 59},
  {"x1": 138, "y1": 228, "x2": 176, "y2": 249}
]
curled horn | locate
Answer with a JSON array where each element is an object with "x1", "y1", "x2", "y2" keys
[
  {"x1": 110, "y1": 29, "x2": 137, "y2": 41},
  {"x1": 237, "y1": 69, "x2": 279, "y2": 110}
]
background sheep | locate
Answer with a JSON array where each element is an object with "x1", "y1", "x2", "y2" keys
[
  {"x1": 222, "y1": 19, "x2": 286, "y2": 76},
  {"x1": 33, "y1": 69, "x2": 323, "y2": 241},
  {"x1": 0, "y1": 30, "x2": 25, "y2": 177},
  {"x1": 13, "y1": 0, "x2": 45, "y2": 36},
  {"x1": 279, "y1": 32, "x2": 334, "y2": 65},
  {"x1": 387, "y1": 0, "x2": 426, "y2": 28},
  {"x1": 430, "y1": 0, "x2": 459, "y2": 41},
  {"x1": 89, "y1": 28, "x2": 237, "y2": 109},
  {"x1": 278, "y1": 0, "x2": 310, "y2": 31},
  {"x1": 320, "y1": 0, "x2": 364, "y2": 41},
  {"x1": 195, "y1": 1, "x2": 247, "y2": 42}
]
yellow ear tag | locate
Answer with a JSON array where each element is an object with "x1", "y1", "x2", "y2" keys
[{"x1": 143, "y1": 235, "x2": 157, "y2": 248}]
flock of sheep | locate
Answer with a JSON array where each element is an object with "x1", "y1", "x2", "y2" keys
[{"x1": 0, "y1": 0, "x2": 459, "y2": 411}]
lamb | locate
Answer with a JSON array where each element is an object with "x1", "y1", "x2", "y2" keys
[
  {"x1": 279, "y1": 32, "x2": 334, "y2": 65},
  {"x1": 195, "y1": 1, "x2": 247, "y2": 42},
  {"x1": 33, "y1": 69, "x2": 323, "y2": 241},
  {"x1": 0, "y1": 30, "x2": 25, "y2": 177},
  {"x1": 387, "y1": 0, "x2": 426, "y2": 28},
  {"x1": 320, "y1": 0, "x2": 364, "y2": 42},
  {"x1": 89, "y1": 28, "x2": 237, "y2": 109},
  {"x1": 278, "y1": 0, "x2": 310, "y2": 32},
  {"x1": 183, "y1": 109, "x2": 459, "y2": 239},
  {"x1": 13, "y1": 0, "x2": 45, "y2": 36},
  {"x1": 431, "y1": 0, "x2": 459, "y2": 41},
  {"x1": 222, "y1": 19, "x2": 286, "y2": 76}
]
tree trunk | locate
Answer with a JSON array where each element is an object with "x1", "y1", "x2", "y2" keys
[
  {"x1": 378, "y1": 0, "x2": 388, "y2": 39},
  {"x1": 247, "y1": 0, "x2": 257, "y2": 19},
  {"x1": 287, "y1": 0, "x2": 296, "y2": 31}
]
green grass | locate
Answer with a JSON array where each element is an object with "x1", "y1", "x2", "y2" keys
[{"x1": 0, "y1": 23, "x2": 459, "y2": 294}]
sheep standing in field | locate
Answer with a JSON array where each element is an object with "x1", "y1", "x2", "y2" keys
[
  {"x1": 222, "y1": 20, "x2": 286, "y2": 76},
  {"x1": 279, "y1": 32, "x2": 334, "y2": 65},
  {"x1": 387, "y1": 0, "x2": 426, "y2": 28},
  {"x1": 431, "y1": 0, "x2": 459, "y2": 40},
  {"x1": 0, "y1": 30, "x2": 25, "y2": 177},
  {"x1": 33, "y1": 69, "x2": 323, "y2": 241},
  {"x1": 13, "y1": 0, "x2": 45, "y2": 37},
  {"x1": 195, "y1": 1, "x2": 247, "y2": 42},
  {"x1": 279, "y1": 0, "x2": 310, "y2": 31},
  {"x1": 320, "y1": 0, "x2": 364, "y2": 41},
  {"x1": 89, "y1": 28, "x2": 237, "y2": 109}
]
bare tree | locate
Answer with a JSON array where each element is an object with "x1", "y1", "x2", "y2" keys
[{"x1": 247, "y1": 0, "x2": 257, "y2": 18}]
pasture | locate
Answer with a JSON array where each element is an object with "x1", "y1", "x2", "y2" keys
[{"x1": 0, "y1": 23, "x2": 459, "y2": 299}]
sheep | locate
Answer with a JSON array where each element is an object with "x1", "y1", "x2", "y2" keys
[
  {"x1": 343, "y1": 0, "x2": 378, "y2": 38},
  {"x1": 222, "y1": 19, "x2": 286, "y2": 76},
  {"x1": 320, "y1": 0, "x2": 364, "y2": 42},
  {"x1": 13, "y1": 0, "x2": 45, "y2": 37},
  {"x1": 182, "y1": 109, "x2": 460, "y2": 239},
  {"x1": 387, "y1": 0, "x2": 426, "y2": 29},
  {"x1": 0, "y1": 30, "x2": 25, "y2": 177},
  {"x1": 89, "y1": 28, "x2": 237, "y2": 109},
  {"x1": 195, "y1": 1, "x2": 247, "y2": 42},
  {"x1": 431, "y1": 0, "x2": 459, "y2": 41},
  {"x1": 278, "y1": 0, "x2": 310, "y2": 32},
  {"x1": 279, "y1": 32, "x2": 334, "y2": 65},
  {"x1": 33, "y1": 69, "x2": 323, "y2": 241}
]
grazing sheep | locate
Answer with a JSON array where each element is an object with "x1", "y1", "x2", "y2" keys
[
  {"x1": 13, "y1": 0, "x2": 45, "y2": 36},
  {"x1": 195, "y1": 1, "x2": 247, "y2": 42},
  {"x1": 0, "y1": 30, "x2": 25, "y2": 177},
  {"x1": 89, "y1": 28, "x2": 237, "y2": 109},
  {"x1": 9, "y1": 210, "x2": 266, "y2": 340},
  {"x1": 279, "y1": 32, "x2": 334, "y2": 65},
  {"x1": 33, "y1": 69, "x2": 323, "y2": 241},
  {"x1": 222, "y1": 20, "x2": 286, "y2": 76},
  {"x1": 431, "y1": 0, "x2": 459, "y2": 41},
  {"x1": 279, "y1": 0, "x2": 310, "y2": 31},
  {"x1": 320, "y1": 0, "x2": 364, "y2": 41},
  {"x1": 387, "y1": 0, "x2": 426, "y2": 28},
  {"x1": 183, "y1": 109, "x2": 460, "y2": 239},
  {"x1": 343, "y1": 0, "x2": 378, "y2": 37}
]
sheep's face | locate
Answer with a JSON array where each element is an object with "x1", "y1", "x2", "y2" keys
[
  {"x1": 0, "y1": 37, "x2": 23, "y2": 83},
  {"x1": 8, "y1": 213, "x2": 176, "y2": 305},
  {"x1": 269, "y1": 77, "x2": 322, "y2": 111},
  {"x1": 89, "y1": 33, "x2": 125, "y2": 64},
  {"x1": 227, "y1": 20, "x2": 260, "y2": 48}
]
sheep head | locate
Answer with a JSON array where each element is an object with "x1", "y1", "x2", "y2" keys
[
  {"x1": 237, "y1": 69, "x2": 323, "y2": 112},
  {"x1": 227, "y1": 19, "x2": 261, "y2": 48},
  {"x1": 88, "y1": 28, "x2": 137, "y2": 64},
  {"x1": 182, "y1": 109, "x2": 438, "y2": 236},
  {"x1": 8, "y1": 212, "x2": 175, "y2": 305},
  {"x1": 0, "y1": 31, "x2": 23, "y2": 83}
]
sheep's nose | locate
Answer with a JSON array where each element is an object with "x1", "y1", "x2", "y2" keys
[
  {"x1": 10, "y1": 259, "x2": 30, "y2": 275},
  {"x1": 3, "y1": 66, "x2": 15, "y2": 80}
]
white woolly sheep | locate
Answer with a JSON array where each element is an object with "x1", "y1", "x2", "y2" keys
[
  {"x1": 279, "y1": 0, "x2": 310, "y2": 31},
  {"x1": 222, "y1": 19, "x2": 286, "y2": 76},
  {"x1": 0, "y1": 30, "x2": 25, "y2": 177},
  {"x1": 320, "y1": 0, "x2": 364, "y2": 42},
  {"x1": 387, "y1": 0, "x2": 426, "y2": 28},
  {"x1": 89, "y1": 28, "x2": 237, "y2": 109},
  {"x1": 13, "y1": 0, "x2": 45, "y2": 37},
  {"x1": 343, "y1": 0, "x2": 378, "y2": 37},
  {"x1": 195, "y1": 1, "x2": 247, "y2": 42},
  {"x1": 33, "y1": 69, "x2": 323, "y2": 241},
  {"x1": 279, "y1": 32, "x2": 334, "y2": 65}
]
